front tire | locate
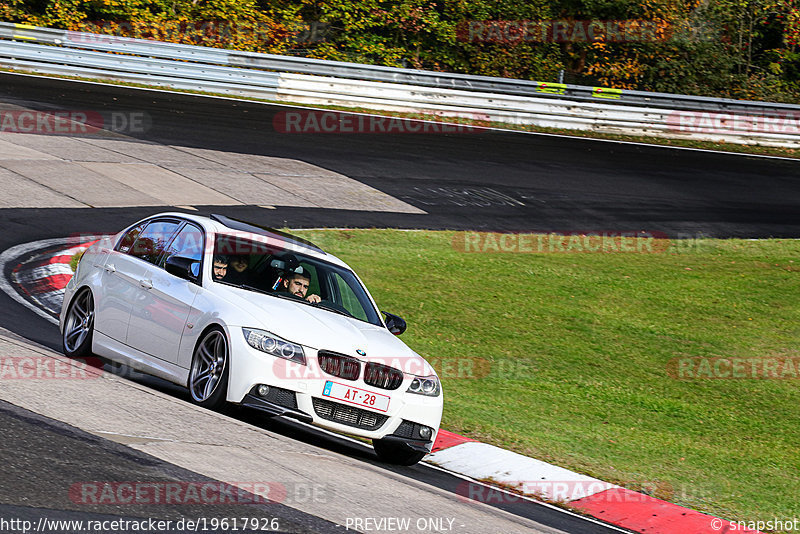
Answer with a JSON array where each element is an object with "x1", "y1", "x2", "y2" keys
[
  {"x1": 373, "y1": 438, "x2": 427, "y2": 466},
  {"x1": 62, "y1": 289, "x2": 94, "y2": 358},
  {"x1": 189, "y1": 327, "x2": 229, "y2": 409}
]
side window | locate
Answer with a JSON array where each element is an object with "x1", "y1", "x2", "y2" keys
[
  {"x1": 129, "y1": 220, "x2": 181, "y2": 266},
  {"x1": 116, "y1": 223, "x2": 146, "y2": 253},
  {"x1": 161, "y1": 224, "x2": 204, "y2": 268},
  {"x1": 299, "y1": 263, "x2": 321, "y2": 297},
  {"x1": 333, "y1": 273, "x2": 368, "y2": 321}
]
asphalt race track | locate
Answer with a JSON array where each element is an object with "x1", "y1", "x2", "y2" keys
[
  {"x1": 2, "y1": 72, "x2": 800, "y2": 237},
  {"x1": 1, "y1": 72, "x2": 798, "y2": 533},
  {"x1": 0, "y1": 398, "x2": 344, "y2": 534}
]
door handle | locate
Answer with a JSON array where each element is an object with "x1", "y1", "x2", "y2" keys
[
  {"x1": 139, "y1": 279, "x2": 153, "y2": 290},
  {"x1": 104, "y1": 263, "x2": 116, "y2": 273}
]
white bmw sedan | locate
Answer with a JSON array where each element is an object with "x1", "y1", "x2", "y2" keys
[{"x1": 59, "y1": 213, "x2": 443, "y2": 465}]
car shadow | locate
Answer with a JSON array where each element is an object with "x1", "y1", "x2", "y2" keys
[{"x1": 97, "y1": 359, "x2": 393, "y2": 467}]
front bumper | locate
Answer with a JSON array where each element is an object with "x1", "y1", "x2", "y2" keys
[
  {"x1": 241, "y1": 390, "x2": 313, "y2": 423},
  {"x1": 378, "y1": 435, "x2": 432, "y2": 454},
  {"x1": 227, "y1": 333, "x2": 443, "y2": 442},
  {"x1": 242, "y1": 387, "x2": 436, "y2": 453}
]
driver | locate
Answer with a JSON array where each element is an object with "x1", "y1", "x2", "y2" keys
[{"x1": 281, "y1": 266, "x2": 321, "y2": 304}]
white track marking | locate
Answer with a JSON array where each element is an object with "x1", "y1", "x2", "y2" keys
[{"x1": 28, "y1": 263, "x2": 74, "y2": 279}]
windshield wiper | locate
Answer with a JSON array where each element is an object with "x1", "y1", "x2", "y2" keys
[{"x1": 314, "y1": 302, "x2": 355, "y2": 318}]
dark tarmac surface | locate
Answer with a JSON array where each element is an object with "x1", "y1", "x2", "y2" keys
[
  {"x1": 0, "y1": 399, "x2": 344, "y2": 533},
  {"x1": 1, "y1": 71, "x2": 798, "y2": 238}
]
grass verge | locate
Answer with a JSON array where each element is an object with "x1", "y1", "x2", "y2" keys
[
  {"x1": 69, "y1": 251, "x2": 84, "y2": 272},
  {"x1": 1, "y1": 66, "x2": 798, "y2": 160},
  {"x1": 294, "y1": 228, "x2": 800, "y2": 527}
]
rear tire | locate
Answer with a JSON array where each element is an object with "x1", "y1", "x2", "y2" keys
[
  {"x1": 373, "y1": 438, "x2": 427, "y2": 466},
  {"x1": 62, "y1": 289, "x2": 94, "y2": 358},
  {"x1": 188, "y1": 327, "x2": 229, "y2": 409}
]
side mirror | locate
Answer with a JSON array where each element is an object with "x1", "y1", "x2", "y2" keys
[
  {"x1": 382, "y1": 311, "x2": 407, "y2": 336},
  {"x1": 165, "y1": 256, "x2": 200, "y2": 284}
]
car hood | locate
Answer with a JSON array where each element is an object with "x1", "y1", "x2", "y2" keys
[{"x1": 216, "y1": 287, "x2": 435, "y2": 376}]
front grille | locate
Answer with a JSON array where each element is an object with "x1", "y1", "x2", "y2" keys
[
  {"x1": 318, "y1": 351, "x2": 360, "y2": 381},
  {"x1": 364, "y1": 362, "x2": 404, "y2": 390},
  {"x1": 312, "y1": 398, "x2": 388, "y2": 430}
]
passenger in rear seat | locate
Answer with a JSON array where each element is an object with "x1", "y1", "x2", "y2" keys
[
  {"x1": 212, "y1": 255, "x2": 229, "y2": 281},
  {"x1": 224, "y1": 255, "x2": 251, "y2": 285}
]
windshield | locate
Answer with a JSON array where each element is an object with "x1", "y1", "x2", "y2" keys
[{"x1": 211, "y1": 234, "x2": 382, "y2": 327}]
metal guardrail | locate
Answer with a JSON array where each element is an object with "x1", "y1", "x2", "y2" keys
[
  {"x1": 0, "y1": 55, "x2": 279, "y2": 98},
  {"x1": 0, "y1": 27, "x2": 279, "y2": 97},
  {"x1": 2, "y1": 21, "x2": 799, "y2": 115},
  {"x1": 0, "y1": 21, "x2": 798, "y2": 147},
  {"x1": 276, "y1": 73, "x2": 800, "y2": 146},
  {"x1": 3, "y1": 40, "x2": 279, "y2": 88}
]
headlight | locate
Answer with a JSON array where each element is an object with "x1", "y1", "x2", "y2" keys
[
  {"x1": 242, "y1": 328, "x2": 306, "y2": 365},
  {"x1": 406, "y1": 375, "x2": 440, "y2": 397}
]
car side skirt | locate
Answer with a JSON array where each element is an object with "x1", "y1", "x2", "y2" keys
[{"x1": 93, "y1": 331, "x2": 189, "y2": 386}]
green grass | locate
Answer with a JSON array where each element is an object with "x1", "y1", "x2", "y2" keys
[
  {"x1": 294, "y1": 229, "x2": 800, "y2": 527},
  {"x1": 69, "y1": 251, "x2": 84, "y2": 272}
]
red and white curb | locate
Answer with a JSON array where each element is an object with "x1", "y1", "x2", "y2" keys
[
  {"x1": 14, "y1": 242, "x2": 99, "y2": 314},
  {"x1": 428, "y1": 430, "x2": 761, "y2": 534},
  {"x1": 1, "y1": 238, "x2": 81, "y2": 325},
  {"x1": 3, "y1": 238, "x2": 763, "y2": 534},
  {"x1": 1, "y1": 238, "x2": 103, "y2": 323}
]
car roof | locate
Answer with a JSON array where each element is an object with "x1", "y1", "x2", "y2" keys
[
  {"x1": 149, "y1": 212, "x2": 345, "y2": 267},
  {"x1": 209, "y1": 214, "x2": 325, "y2": 254}
]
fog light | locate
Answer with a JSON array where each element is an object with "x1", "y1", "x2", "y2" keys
[
  {"x1": 257, "y1": 384, "x2": 270, "y2": 397},
  {"x1": 419, "y1": 426, "x2": 432, "y2": 439}
]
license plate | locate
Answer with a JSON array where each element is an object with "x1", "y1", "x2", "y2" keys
[{"x1": 322, "y1": 381, "x2": 390, "y2": 412}]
